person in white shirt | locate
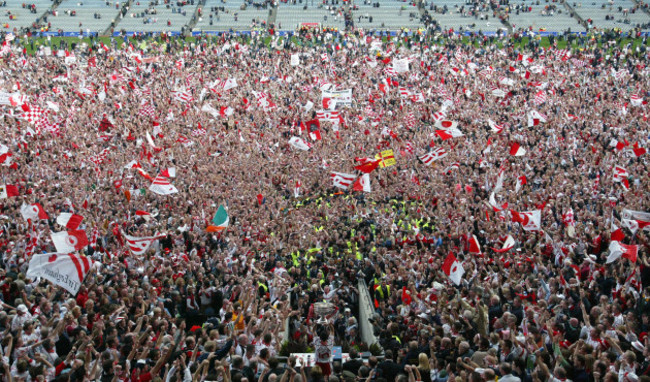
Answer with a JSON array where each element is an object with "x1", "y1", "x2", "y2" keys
[{"x1": 10, "y1": 305, "x2": 32, "y2": 332}]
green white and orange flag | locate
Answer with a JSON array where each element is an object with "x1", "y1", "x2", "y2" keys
[{"x1": 207, "y1": 205, "x2": 229, "y2": 232}]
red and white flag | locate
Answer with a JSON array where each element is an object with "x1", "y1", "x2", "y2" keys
[
  {"x1": 56, "y1": 213, "x2": 84, "y2": 230},
  {"x1": 352, "y1": 173, "x2": 371, "y2": 193},
  {"x1": 606, "y1": 241, "x2": 638, "y2": 264},
  {"x1": 488, "y1": 119, "x2": 505, "y2": 134},
  {"x1": 26, "y1": 252, "x2": 94, "y2": 294},
  {"x1": 442, "y1": 252, "x2": 464, "y2": 285},
  {"x1": 172, "y1": 90, "x2": 194, "y2": 103},
  {"x1": 434, "y1": 120, "x2": 458, "y2": 129},
  {"x1": 419, "y1": 148, "x2": 448, "y2": 165},
  {"x1": 51, "y1": 230, "x2": 89, "y2": 253},
  {"x1": 468, "y1": 235, "x2": 482, "y2": 254},
  {"x1": 509, "y1": 142, "x2": 526, "y2": 156},
  {"x1": 316, "y1": 110, "x2": 340, "y2": 123},
  {"x1": 527, "y1": 110, "x2": 547, "y2": 126},
  {"x1": 160, "y1": 168, "x2": 176, "y2": 178},
  {"x1": 330, "y1": 172, "x2": 355, "y2": 189},
  {"x1": 289, "y1": 136, "x2": 311, "y2": 151},
  {"x1": 123, "y1": 233, "x2": 166, "y2": 256},
  {"x1": 491, "y1": 235, "x2": 515, "y2": 253},
  {"x1": 20, "y1": 203, "x2": 48, "y2": 221},
  {"x1": 630, "y1": 94, "x2": 643, "y2": 107},
  {"x1": 612, "y1": 165, "x2": 630, "y2": 189},
  {"x1": 510, "y1": 210, "x2": 542, "y2": 231},
  {"x1": 562, "y1": 209, "x2": 575, "y2": 227},
  {"x1": 435, "y1": 128, "x2": 464, "y2": 140},
  {"x1": 149, "y1": 174, "x2": 179, "y2": 195},
  {"x1": 534, "y1": 90, "x2": 547, "y2": 105},
  {"x1": 515, "y1": 175, "x2": 527, "y2": 193},
  {"x1": 621, "y1": 218, "x2": 650, "y2": 235},
  {"x1": 135, "y1": 211, "x2": 157, "y2": 222},
  {"x1": 0, "y1": 184, "x2": 19, "y2": 199}
]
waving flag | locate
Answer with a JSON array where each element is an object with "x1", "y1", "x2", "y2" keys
[
  {"x1": 172, "y1": 90, "x2": 194, "y2": 103},
  {"x1": 509, "y1": 142, "x2": 526, "y2": 156},
  {"x1": 435, "y1": 128, "x2": 464, "y2": 140},
  {"x1": 20, "y1": 203, "x2": 48, "y2": 221},
  {"x1": 442, "y1": 252, "x2": 464, "y2": 285},
  {"x1": 331, "y1": 172, "x2": 355, "y2": 189},
  {"x1": 488, "y1": 119, "x2": 505, "y2": 134},
  {"x1": 491, "y1": 235, "x2": 515, "y2": 253},
  {"x1": 612, "y1": 166, "x2": 630, "y2": 190},
  {"x1": 56, "y1": 213, "x2": 84, "y2": 230},
  {"x1": 149, "y1": 175, "x2": 178, "y2": 195},
  {"x1": 289, "y1": 136, "x2": 311, "y2": 151},
  {"x1": 354, "y1": 160, "x2": 380, "y2": 174},
  {"x1": 27, "y1": 252, "x2": 93, "y2": 294},
  {"x1": 375, "y1": 150, "x2": 396, "y2": 168},
  {"x1": 51, "y1": 230, "x2": 89, "y2": 253},
  {"x1": 515, "y1": 175, "x2": 527, "y2": 193},
  {"x1": 606, "y1": 241, "x2": 638, "y2": 264},
  {"x1": 352, "y1": 173, "x2": 371, "y2": 192},
  {"x1": 123, "y1": 232, "x2": 166, "y2": 255},
  {"x1": 0, "y1": 184, "x2": 19, "y2": 199},
  {"x1": 534, "y1": 90, "x2": 547, "y2": 105},
  {"x1": 510, "y1": 210, "x2": 541, "y2": 231},
  {"x1": 207, "y1": 205, "x2": 229, "y2": 232},
  {"x1": 419, "y1": 148, "x2": 448, "y2": 165},
  {"x1": 435, "y1": 120, "x2": 458, "y2": 129}
]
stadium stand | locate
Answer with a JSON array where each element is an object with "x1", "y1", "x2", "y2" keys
[
  {"x1": 48, "y1": 0, "x2": 117, "y2": 33},
  {"x1": 0, "y1": 0, "x2": 52, "y2": 31},
  {"x1": 275, "y1": 0, "x2": 346, "y2": 31},
  {"x1": 351, "y1": 0, "x2": 422, "y2": 30},
  {"x1": 571, "y1": 0, "x2": 650, "y2": 31},
  {"x1": 0, "y1": 0, "x2": 647, "y2": 34},
  {"x1": 118, "y1": 0, "x2": 193, "y2": 32},
  {"x1": 194, "y1": 0, "x2": 271, "y2": 32},
  {"x1": 506, "y1": 2, "x2": 583, "y2": 32}
]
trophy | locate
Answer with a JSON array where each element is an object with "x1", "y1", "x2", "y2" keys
[{"x1": 313, "y1": 302, "x2": 336, "y2": 324}]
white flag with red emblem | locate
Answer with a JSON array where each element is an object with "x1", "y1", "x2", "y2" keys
[
  {"x1": 606, "y1": 241, "x2": 638, "y2": 264},
  {"x1": 27, "y1": 252, "x2": 94, "y2": 294},
  {"x1": 123, "y1": 232, "x2": 166, "y2": 256},
  {"x1": 56, "y1": 213, "x2": 84, "y2": 230},
  {"x1": 149, "y1": 174, "x2": 179, "y2": 195},
  {"x1": 330, "y1": 172, "x2": 355, "y2": 189},
  {"x1": 51, "y1": 230, "x2": 89, "y2": 253},
  {"x1": 435, "y1": 128, "x2": 464, "y2": 140},
  {"x1": 510, "y1": 210, "x2": 542, "y2": 231},
  {"x1": 442, "y1": 252, "x2": 464, "y2": 285},
  {"x1": 20, "y1": 203, "x2": 48, "y2": 221},
  {"x1": 289, "y1": 137, "x2": 311, "y2": 151}
]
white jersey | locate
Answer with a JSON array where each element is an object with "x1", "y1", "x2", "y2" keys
[{"x1": 313, "y1": 337, "x2": 334, "y2": 363}]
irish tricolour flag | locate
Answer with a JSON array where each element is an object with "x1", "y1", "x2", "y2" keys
[{"x1": 207, "y1": 205, "x2": 229, "y2": 232}]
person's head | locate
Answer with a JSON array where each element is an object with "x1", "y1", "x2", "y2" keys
[
  {"x1": 232, "y1": 356, "x2": 244, "y2": 370},
  {"x1": 499, "y1": 363, "x2": 512, "y2": 376},
  {"x1": 418, "y1": 353, "x2": 429, "y2": 371}
]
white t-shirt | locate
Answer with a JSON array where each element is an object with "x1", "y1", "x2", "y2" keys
[{"x1": 313, "y1": 337, "x2": 334, "y2": 364}]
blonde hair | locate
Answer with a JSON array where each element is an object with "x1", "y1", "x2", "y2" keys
[{"x1": 418, "y1": 353, "x2": 430, "y2": 371}]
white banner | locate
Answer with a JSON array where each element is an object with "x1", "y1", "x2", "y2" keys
[
  {"x1": 27, "y1": 253, "x2": 93, "y2": 295},
  {"x1": 321, "y1": 89, "x2": 352, "y2": 105}
]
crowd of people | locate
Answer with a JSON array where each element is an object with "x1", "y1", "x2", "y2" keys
[{"x1": 0, "y1": 26, "x2": 648, "y2": 382}]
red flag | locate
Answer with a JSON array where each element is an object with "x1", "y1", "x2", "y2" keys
[
  {"x1": 0, "y1": 184, "x2": 19, "y2": 199},
  {"x1": 354, "y1": 160, "x2": 380, "y2": 174}
]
